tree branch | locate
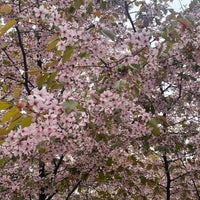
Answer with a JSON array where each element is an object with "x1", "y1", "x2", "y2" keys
[
  {"x1": 66, "y1": 180, "x2": 82, "y2": 200},
  {"x1": 163, "y1": 154, "x2": 171, "y2": 200},
  {"x1": 39, "y1": 161, "x2": 46, "y2": 200},
  {"x1": 171, "y1": 172, "x2": 189, "y2": 182},
  {"x1": 1, "y1": 48, "x2": 18, "y2": 67},
  {"x1": 46, "y1": 190, "x2": 58, "y2": 200},
  {"x1": 124, "y1": 1, "x2": 136, "y2": 32},
  {"x1": 65, "y1": 167, "x2": 93, "y2": 200},
  {"x1": 15, "y1": 26, "x2": 31, "y2": 95},
  {"x1": 53, "y1": 155, "x2": 64, "y2": 175}
]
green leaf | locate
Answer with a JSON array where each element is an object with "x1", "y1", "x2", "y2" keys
[
  {"x1": 46, "y1": 38, "x2": 60, "y2": 50},
  {"x1": 2, "y1": 106, "x2": 19, "y2": 124},
  {"x1": 38, "y1": 147, "x2": 46, "y2": 154},
  {"x1": 0, "y1": 19, "x2": 16, "y2": 36},
  {"x1": 62, "y1": 46, "x2": 74, "y2": 63},
  {"x1": 101, "y1": 29, "x2": 115, "y2": 41},
  {"x1": 95, "y1": 133, "x2": 108, "y2": 143},
  {"x1": 98, "y1": 171, "x2": 105, "y2": 180},
  {"x1": 21, "y1": 116, "x2": 32, "y2": 128},
  {"x1": 147, "y1": 179, "x2": 156, "y2": 188},
  {"x1": 0, "y1": 157, "x2": 10, "y2": 168},
  {"x1": 46, "y1": 72, "x2": 57, "y2": 88},
  {"x1": 13, "y1": 87, "x2": 21, "y2": 99},
  {"x1": 0, "y1": 100, "x2": 11, "y2": 110},
  {"x1": 68, "y1": 6, "x2": 76, "y2": 14},
  {"x1": 106, "y1": 158, "x2": 113, "y2": 166},
  {"x1": 140, "y1": 175, "x2": 147, "y2": 185},
  {"x1": 117, "y1": 188, "x2": 126, "y2": 195},
  {"x1": 114, "y1": 79, "x2": 127, "y2": 91},
  {"x1": 146, "y1": 164, "x2": 152, "y2": 170},
  {"x1": 127, "y1": 155, "x2": 137, "y2": 165},
  {"x1": 36, "y1": 73, "x2": 49, "y2": 89},
  {"x1": 78, "y1": 52, "x2": 90, "y2": 58},
  {"x1": 63, "y1": 100, "x2": 78, "y2": 114},
  {"x1": 7, "y1": 112, "x2": 22, "y2": 131},
  {"x1": 69, "y1": 167, "x2": 80, "y2": 175},
  {"x1": 86, "y1": 2, "x2": 93, "y2": 14},
  {"x1": 147, "y1": 118, "x2": 160, "y2": 136},
  {"x1": 74, "y1": 0, "x2": 84, "y2": 9}
]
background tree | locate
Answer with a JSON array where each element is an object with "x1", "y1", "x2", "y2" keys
[{"x1": 0, "y1": 0, "x2": 199, "y2": 199}]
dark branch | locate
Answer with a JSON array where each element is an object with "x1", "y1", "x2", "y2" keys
[
  {"x1": 163, "y1": 154, "x2": 171, "y2": 200},
  {"x1": 2, "y1": 48, "x2": 35, "y2": 88},
  {"x1": 39, "y1": 161, "x2": 45, "y2": 178},
  {"x1": 66, "y1": 180, "x2": 82, "y2": 200},
  {"x1": 46, "y1": 190, "x2": 58, "y2": 200},
  {"x1": 171, "y1": 172, "x2": 189, "y2": 182},
  {"x1": 159, "y1": 83, "x2": 172, "y2": 95},
  {"x1": 39, "y1": 161, "x2": 46, "y2": 200},
  {"x1": 65, "y1": 167, "x2": 93, "y2": 200},
  {"x1": 191, "y1": 178, "x2": 200, "y2": 199},
  {"x1": 53, "y1": 155, "x2": 64, "y2": 175},
  {"x1": 36, "y1": 33, "x2": 43, "y2": 69},
  {"x1": 1, "y1": 48, "x2": 17, "y2": 67},
  {"x1": 39, "y1": 188, "x2": 46, "y2": 200},
  {"x1": 15, "y1": 26, "x2": 31, "y2": 95},
  {"x1": 124, "y1": 1, "x2": 136, "y2": 32},
  {"x1": 99, "y1": 58, "x2": 110, "y2": 69},
  {"x1": 18, "y1": 0, "x2": 21, "y2": 12}
]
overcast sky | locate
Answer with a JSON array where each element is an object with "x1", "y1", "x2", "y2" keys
[{"x1": 168, "y1": 0, "x2": 192, "y2": 11}]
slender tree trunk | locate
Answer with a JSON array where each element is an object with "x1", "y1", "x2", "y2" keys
[
  {"x1": 163, "y1": 154, "x2": 171, "y2": 200},
  {"x1": 39, "y1": 161, "x2": 46, "y2": 200}
]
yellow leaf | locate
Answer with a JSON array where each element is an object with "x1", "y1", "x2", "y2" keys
[
  {"x1": 0, "y1": 100, "x2": 11, "y2": 110},
  {"x1": 21, "y1": 116, "x2": 32, "y2": 128},
  {"x1": 10, "y1": 111, "x2": 22, "y2": 123},
  {"x1": 0, "y1": 19, "x2": 17, "y2": 36},
  {"x1": 13, "y1": 87, "x2": 21, "y2": 99},
  {"x1": 7, "y1": 113, "x2": 22, "y2": 131},
  {"x1": 38, "y1": 147, "x2": 46, "y2": 154},
  {"x1": 2, "y1": 106, "x2": 19, "y2": 124},
  {"x1": 0, "y1": 128, "x2": 8, "y2": 136},
  {"x1": 46, "y1": 38, "x2": 60, "y2": 50},
  {"x1": 0, "y1": 4, "x2": 12, "y2": 15},
  {"x1": 28, "y1": 69, "x2": 41, "y2": 76}
]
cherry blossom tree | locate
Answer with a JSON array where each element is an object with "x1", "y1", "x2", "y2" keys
[{"x1": 0, "y1": 0, "x2": 199, "y2": 199}]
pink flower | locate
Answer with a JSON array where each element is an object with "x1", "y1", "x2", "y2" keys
[
  {"x1": 34, "y1": 5, "x2": 48, "y2": 20},
  {"x1": 57, "y1": 40, "x2": 66, "y2": 51}
]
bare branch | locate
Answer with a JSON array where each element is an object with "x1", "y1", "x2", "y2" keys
[
  {"x1": 124, "y1": 1, "x2": 136, "y2": 32},
  {"x1": 15, "y1": 25, "x2": 31, "y2": 95},
  {"x1": 66, "y1": 180, "x2": 82, "y2": 200}
]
